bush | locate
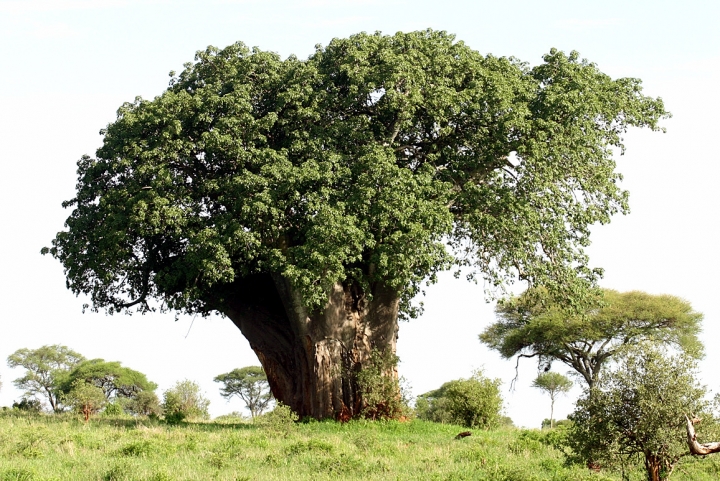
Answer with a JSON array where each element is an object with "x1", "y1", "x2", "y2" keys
[
  {"x1": 126, "y1": 390, "x2": 161, "y2": 417},
  {"x1": 257, "y1": 402, "x2": 298, "y2": 433},
  {"x1": 356, "y1": 350, "x2": 411, "y2": 420},
  {"x1": 103, "y1": 401, "x2": 124, "y2": 416},
  {"x1": 416, "y1": 370, "x2": 503, "y2": 429},
  {"x1": 162, "y1": 380, "x2": 210, "y2": 423},
  {"x1": 12, "y1": 398, "x2": 42, "y2": 413}
]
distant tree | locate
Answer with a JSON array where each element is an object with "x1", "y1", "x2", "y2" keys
[
  {"x1": 7, "y1": 345, "x2": 85, "y2": 412},
  {"x1": 416, "y1": 370, "x2": 503, "y2": 429},
  {"x1": 12, "y1": 398, "x2": 43, "y2": 413},
  {"x1": 532, "y1": 372, "x2": 572, "y2": 428},
  {"x1": 214, "y1": 366, "x2": 272, "y2": 419},
  {"x1": 59, "y1": 359, "x2": 157, "y2": 402},
  {"x1": 480, "y1": 288, "x2": 703, "y2": 388},
  {"x1": 568, "y1": 344, "x2": 707, "y2": 481},
  {"x1": 162, "y1": 380, "x2": 210, "y2": 423},
  {"x1": 63, "y1": 379, "x2": 107, "y2": 422},
  {"x1": 125, "y1": 390, "x2": 162, "y2": 417}
]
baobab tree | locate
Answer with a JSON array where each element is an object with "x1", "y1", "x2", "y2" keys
[{"x1": 44, "y1": 30, "x2": 668, "y2": 419}]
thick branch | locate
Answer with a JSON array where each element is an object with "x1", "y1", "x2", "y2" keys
[{"x1": 686, "y1": 415, "x2": 720, "y2": 455}]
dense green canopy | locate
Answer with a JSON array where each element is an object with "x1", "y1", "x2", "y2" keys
[
  {"x1": 59, "y1": 359, "x2": 157, "y2": 400},
  {"x1": 44, "y1": 30, "x2": 667, "y2": 318}
]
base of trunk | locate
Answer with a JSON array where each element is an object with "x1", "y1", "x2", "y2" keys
[{"x1": 217, "y1": 273, "x2": 401, "y2": 419}]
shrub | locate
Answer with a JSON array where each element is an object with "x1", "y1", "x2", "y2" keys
[
  {"x1": 257, "y1": 402, "x2": 298, "y2": 433},
  {"x1": 356, "y1": 350, "x2": 410, "y2": 420},
  {"x1": 103, "y1": 401, "x2": 124, "y2": 416},
  {"x1": 126, "y1": 390, "x2": 161, "y2": 417},
  {"x1": 416, "y1": 370, "x2": 503, "y2": 429},
  {"x1": 162, "y1": 380, "x2": 210, "y2": 423},
  {"x1": 12, "y1": 398, "x2": 42, "y2": 413}
]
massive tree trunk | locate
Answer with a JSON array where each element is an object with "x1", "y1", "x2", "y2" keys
[{"x1": 214, "y1": 273, "x2": 400, "y2": 420}]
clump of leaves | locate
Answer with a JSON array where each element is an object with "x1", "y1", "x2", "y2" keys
[
  {"x1": 256, "y1": 402, "x2": 298, "y2": 434},
  {"x1": 416, "y1": 370, "x2": 503, "y2": 429},
  {"x1": 12, "y1": 398, "x2": 42, "y2": 413},
  {"x1": 356, "y1": 350, "x2": 410, "y2": 420},
  {"x1": 162, "y1": 379, "x2": 210, "y2": 423}
]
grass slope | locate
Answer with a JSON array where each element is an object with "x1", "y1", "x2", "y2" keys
[{"x1": 2, "y1": 411, "x2": 720, "y2": 480}]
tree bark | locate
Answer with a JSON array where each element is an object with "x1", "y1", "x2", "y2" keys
[
  {"x1": 685, "y1": 415, "x2": 720, "y2": 455},
  {"x1": 643, "y1": 454, "x2": 661, "y2": 481},
  {"x1": 214, "y1": 273, "x2": 400, "y2": 420}
]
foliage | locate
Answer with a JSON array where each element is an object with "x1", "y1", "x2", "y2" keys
[
  {"x1": 481, "y1": 288, "x2": 703, "y2": 388},
  {"x1": 58, "y1": 359, "x2": 157, "y2": 403},
  {"x1": 256, "y1": 402, "x2": 299, "y2": 434},
  {"x1": 541, "y1": 418, "x2": 571, "y2": 429},
  {"x1": 162, "y1": 380, "x2": 210, "y2": 423},
  {"x1": 214, "y1": 366, "x2": 272, "y2": 419},
  {"x1": 567, "y1": 344, "x2": 708, "y2": 481},
  {"x1": 356, "y1": 350, "x2": 410, "y2": 420},
  {"x1": 532, "y1": 372, "x2": 572, "y2": 429},
  {"x1": 44, "y1": 30, "x2": 668, "y2": 319},
  {"x1": 12, "y1": 398, "x2": 42, "y2": 413},
  {"x1": 6, "y1": 345, "x2": 85, "y2": 413},
  {"x1": 62, "y1": 379, "x2": 107, "y2": 422},
  {"x1": 416, "y1": 370, "x2": 503, "y2": 429},
  {"x1": 103, "y1": 401, "x2": 125, "y2": 417},
  {"x1": 125, "y1": 390, "x2": 162, "y2": 417}
]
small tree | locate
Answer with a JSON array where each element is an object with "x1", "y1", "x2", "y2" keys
[
  {"x1": 126, "y1": 390, "x2": 162, "y2": 417},
  {"x1": 532, "y1": 372, "x2": 572, "y2": 428},
  {"x1": 214, "y1": 366, "x2": 272, "y2": 419},
  {"x1": 416, "y1": 370, "x2": 503, "y2": 429},
  {"x1": 162, "y1": 380, "x2": 210, "y2": 423},
  {"x1": 63, "y1": 380, "x2": 107, "y2": 422},
  {"x1": 568, "y1": 344, "x2": 707, "y2": 481},
  {"x1": 7, "y1": 345, "x2": 85, "y2": 412}
]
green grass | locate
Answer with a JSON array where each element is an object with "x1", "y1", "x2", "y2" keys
[{"x1": 1, "y1": 411, "x2": 720, "y2": 480}]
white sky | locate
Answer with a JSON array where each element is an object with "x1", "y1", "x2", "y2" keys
[{"x1": 0, "y1": 0, "x2": 718, "y2": 428}]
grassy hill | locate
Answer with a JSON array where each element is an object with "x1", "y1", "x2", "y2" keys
[{"x1": 2, "y1": 410, "x2": 720, "y2": 480}]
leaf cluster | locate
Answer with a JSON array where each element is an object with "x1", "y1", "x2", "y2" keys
[
  {"x1": 162, "y1": 379, "x2": 210, "y2": 423},
  {"x1": 415, "y1": 370, "x2": 503, "y2": 429}
]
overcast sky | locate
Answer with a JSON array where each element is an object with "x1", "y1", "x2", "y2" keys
[{"x1": 0, "y1": 0, "x2": 718, "y2": 428}]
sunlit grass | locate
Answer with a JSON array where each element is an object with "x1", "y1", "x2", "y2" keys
[{"x1": 1, "y1": 410, "x2": 720, "y2": 480}]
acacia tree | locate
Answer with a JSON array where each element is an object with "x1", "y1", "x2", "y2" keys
[
  {"x1": 480, "y1": 288, "x2": 702, "y2": 389},
  {"x1": 7, "y1": 345, "x2": 85, "y2": 413},
  {"x1": 532, "y1": 372, "x2": 572, "y2": 428},
  {"x1": 43, "y1": 30, "x2": 668, "y2": 419},
  {"x1": 59, "y1": 359, "x2": 157, "y2": 401},
  {"x1": 214, "y1": 366, "x2": 273, "y2": 419}
]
